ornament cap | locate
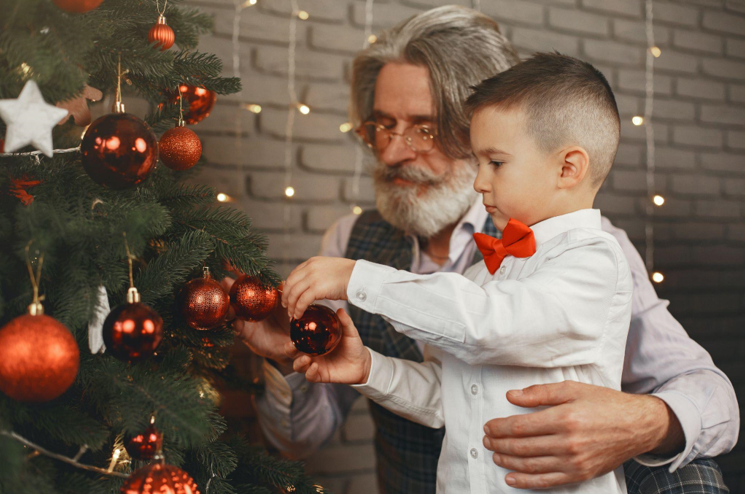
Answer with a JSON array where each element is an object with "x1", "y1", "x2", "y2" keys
[
  {"x1": 202, "y1": 266, "x2": 210, "y2": 279},
  {"x1": 127, "y1": 287, "x2": 141, "y2": 304},
  {"x1": 27, "y1": 302, "x2": 44, "y2": 316},
  {"x1": 157, "y1": 14, "x2": 167, "y2": 25},
  {"x1": 112, "y1": 101, "x2": 126, "y2": 114}
]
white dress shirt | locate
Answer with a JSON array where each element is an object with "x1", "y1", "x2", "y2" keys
[
  {"x1": 348, "y1": 209, "x2": 631, "y2": 494},
  {"x1": 254, "y1": 198, "x2": 739, "y2": 474}
]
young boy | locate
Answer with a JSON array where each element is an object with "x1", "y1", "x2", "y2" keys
[{"x1": 281, "y1": 53, "x2": 632, "y2": 493}]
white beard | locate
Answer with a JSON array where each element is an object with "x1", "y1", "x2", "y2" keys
[{"x1": 372, "y1": 160, "x2": 478, "y2": 239}]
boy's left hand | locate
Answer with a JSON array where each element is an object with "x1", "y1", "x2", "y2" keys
[{"x1": 282, "y1": 257, "x2": 356, "y2": 319}]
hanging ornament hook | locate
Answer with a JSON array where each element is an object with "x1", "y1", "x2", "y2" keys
[
  {"x1": 156, "y1": 0, "x2": 168, "y2": 16},
  {"x1": 113, "y1": 54, "x2": 126, "y2": 114},
  {"x1": 177, "y1": 84, "x2": 185, "y2": 127},
  {"x1": 24, "y1": 241, "x2": 45, "y2": 315},
  {"x1": 123, "y1": 233, "x2": 141, "y2": 303}
]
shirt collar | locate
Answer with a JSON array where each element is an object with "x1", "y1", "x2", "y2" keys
[{"x1": 529, "y1": 209, "x2": 602, "y2": 247}]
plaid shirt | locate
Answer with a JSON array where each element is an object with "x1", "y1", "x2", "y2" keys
[{"x1": 344, "y1": 209, "x2": 728, "y2": 494}]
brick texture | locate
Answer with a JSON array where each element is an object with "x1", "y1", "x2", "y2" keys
[{"x1": 186, "y1": 0, "x2": 745, "y2": 491}]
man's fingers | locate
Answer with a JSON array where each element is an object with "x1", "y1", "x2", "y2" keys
[
  {"x1": 483, "y1": 435, "x2": 558, "y2": 458},
  {"x1": 484, "y1": 407, "x2": 562, "y2": 438},
  {"x1": 292, "y1": 355, "x2": 312, "y2": 373},
  {"x1": 492, "y1": 453, "x2": 562, "y2": 475},
  {"x1": 503, "y1": 471, "x2": 572, "y2": 490},
  {"x1": 506, "y1": 381, "x2": 582, "y2": 408},
  {"x1": 306, "y1": 362, "x2": 320, "y2": 382},
  {"x1": 284, "y1": 341, "x2": 300, "y2": 359}
]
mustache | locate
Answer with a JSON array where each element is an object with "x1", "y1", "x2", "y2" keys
[{"x1": 373, "y1": 163, "x2": 446, "y2": 187}]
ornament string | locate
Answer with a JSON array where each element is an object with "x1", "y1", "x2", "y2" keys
[
  {"x1": 177, "y1": 84, "x2": 185, "y2": 127},
  {"x1": 24, "y1": 241, "x2": 45, "y2": 307},
  {"x1": 282, "y1": 0, "x2": 301, "y2": 269},
  {"x1": 644, "y1": 0, "x2": 656, "y2": 274},
  {"x1": 156, "y1": 0, "x2": 168, "y2": 16},
  {"x1": 0, "y1": 430, "x2": 128, "y2": 478},
  {"x1": 123, "y1": 232, "x2": 134, "y2": 289}
]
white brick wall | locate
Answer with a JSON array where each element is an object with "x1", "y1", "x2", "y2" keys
[{"x1": 184, "y1": 0, "x2": 745, "y2": 491}]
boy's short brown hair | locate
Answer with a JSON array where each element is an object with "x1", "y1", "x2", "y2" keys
[{"x1": 465, "y1": 52, "x2": 620, "y2": 187}]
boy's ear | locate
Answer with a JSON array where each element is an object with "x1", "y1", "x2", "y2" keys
[{"x1": 557, "y1": 147, "x2": 590, "y2": 190}]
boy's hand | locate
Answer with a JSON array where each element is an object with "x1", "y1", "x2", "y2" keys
[
  {"x1": 285, "y1": 308, "x2": 371, "y2": 385},
  {"x1": 282, "y1": 257, "x2": 356, "y2": 319}
]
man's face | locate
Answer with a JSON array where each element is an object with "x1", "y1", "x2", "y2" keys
[
  {"x1": 370, "y1": 63, "x2": 477, "y2": 238},
  {"x1": 471, "y1": 106, "x2": 556, "y2": 231}
]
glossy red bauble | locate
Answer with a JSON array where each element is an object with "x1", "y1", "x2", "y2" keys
[
  {"x1": 0, "y1": 314, "x2": 80, "y2": 402},
  {"x1": 228, "y1": 276, "x2": 278, "y2": 322},
  {"x1": 290, "y1": 305, "x2": 342, "y2": 357},
  {"x1": 124, "y1": 425, "x2": 163, "y2": 461},
  {"x1": 171, "y1": 85, "x2": 216, "y2": 125},
  {"x1": 120, "y1": 463, "x2": 200, "y2": 494},
  {"x1": 102, "y1": 302, "x2": 163, "y2": 362}
]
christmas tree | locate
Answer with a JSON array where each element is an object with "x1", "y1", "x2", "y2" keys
[{"x1": 0, "y1": 0, "x2": 322, "y2": 492}]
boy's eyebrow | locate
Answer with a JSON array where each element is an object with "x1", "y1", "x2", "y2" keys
[{"x1": 476, "y1": 146, "x2": 513, "y2": 157}]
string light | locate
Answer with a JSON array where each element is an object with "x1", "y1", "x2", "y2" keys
[
  {"x1": 241, "y1": 0, "x2": 256, "y2": 6},
  {"x1": 632, "y1": 116, "x2": 644, "y2": 126},
  {"x1": 652, "y1": 272, "x2": 664, "y2": 283},
  {"x1": 367, "y1": 34, "x2": 377, "y2": 44},
  {"x1": 285, "y1": 186, "x2": 295, "y2": 197},
  {"x1": 352, "y1": 206, "x2": 363, "y2": 215},
  {"x1": 297, "y1": 10, "x2": 309, "y2": 20},
  {"x1": 217, "y1": 193, "x2": 229, "y2": 202},
  {"x1": 643, "y1": 0, "x2": 660, "y2": 281},
  {"x1": 653, "y1": 194, "x2": 665, "y2": 206},
  {"x1": 339, "y1": 122, "x2": 353, "y2": 133},
  {"x1": 297, "y1": 103, "x2": 310, "y2": 115},
  {"x1": 650, "y1": 46, "x2": 661, "y2": 58},
  {"x1": 107, "y1": 448, "x2": 121, "y2": 473},
  {"x1": 244, "y1": 103, "x2": 262, "y2": 113}
]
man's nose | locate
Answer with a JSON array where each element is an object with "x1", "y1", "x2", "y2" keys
[{"x1": 379, "y1": 134, "x2": 417, "y2": 166}]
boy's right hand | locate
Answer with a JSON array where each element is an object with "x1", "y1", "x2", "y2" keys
[{"x1": 285, "y1": 308, "x2": 372, "y2": 385}]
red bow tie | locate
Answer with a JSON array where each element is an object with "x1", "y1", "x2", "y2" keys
[{"x1": 473, "y1": 219, "x2": 536, "y2": 275}]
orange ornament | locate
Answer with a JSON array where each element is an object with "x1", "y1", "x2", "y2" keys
[
  {"x1": 171, "y1": 85, "x2": 216, "y2": 125},
  {"x1": 148, "y1": 15, "x2": 175, "y2": 51},
  {"x1": 52, "y1": 0, "x2": 103, "y2": 13},
  {"x1": 229, "y1": 276, "x2": 279, "y2": 322},
  {"x1": 160, "y1": 125, "x2": 202, "y2": 171},
  {"x1": 120, "y1": 463, "x2": 200, "y2": 494},
  {"x1": 0, "y1": 313, "x2": 80, "y2": 402}
]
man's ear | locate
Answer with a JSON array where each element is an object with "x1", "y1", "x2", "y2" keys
[{"x1": 558, "y1": 147, "x2": 590, "y2": 190}]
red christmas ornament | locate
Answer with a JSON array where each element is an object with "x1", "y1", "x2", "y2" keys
[
  {"x1": 102, "y1": 288, "x2": 163, "y2": 362},
  {"x1": 124, "y1": 425, "x2": 163, "y2": 461},
  {"x1": 52, "y1": 0, "x2": 103, "y2": 13},
  {"x1": 180, "y1": 268, "x2": 230, "y2": 330},
  {"x1": 148, "y1": 15, "x2": 175, "y2": 51},
  {"x1": 159, "y1": 125, "x2": 202, "y2": 171},
  {"x1": 290, "y1": 305, "x2": 341, "y2": 357},
  {"x1": 81, "y1": 113, "x2": 158, "y2": 189},
  {"x1": 120, "y1": 462, "x2": 200, "y2": 494},
  {"x1": 171, "y1": 85, "x2": 216, "y2": 125},
  {"x1": 229, "y1": 276, "x2": 278, "y2": 322},
  {"x1": 0, "y1": 306, "x2": 80, "y2": 403}
]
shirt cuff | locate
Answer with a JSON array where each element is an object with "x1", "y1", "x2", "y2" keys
[
  {"x1": 347, "y1": 259, "x2": 396, "y2": 313},
  {"x1": 352, "y1": 347, "x2": 395, "y2": 402},
  {"x1": 634, "y1": 390, "x2": 701, "y2": 472}
]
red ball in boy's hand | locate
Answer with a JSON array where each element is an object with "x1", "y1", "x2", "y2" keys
[{"x1": 290, "y1": 305, "x2": 341, "y2": 357}]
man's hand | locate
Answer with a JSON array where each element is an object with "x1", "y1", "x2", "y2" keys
[
  {"x1": 483, "y1": 381, "x2": 684, "y2": 489},
  {"x1": 222, "y1": 277, "x2": 294, "y2": 373},
  {"x1": 282, "y1": 257, "x2": 356, "y2": 319},
  {"x1": 285, "y1": 308, "x2": 371, "y2": 385}
]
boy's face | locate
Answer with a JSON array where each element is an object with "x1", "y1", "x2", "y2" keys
[{"x1": 471, "y1": 106, "x2": 557, "y2": 231}]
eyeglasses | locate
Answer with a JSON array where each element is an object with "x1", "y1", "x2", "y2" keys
[{"x1": 356, "y1": 121, "x2": 437, "y2": 154}]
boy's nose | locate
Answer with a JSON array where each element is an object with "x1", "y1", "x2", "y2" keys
[{"x1": 473, "y1": 166, "x2": 490, "y2": 193}]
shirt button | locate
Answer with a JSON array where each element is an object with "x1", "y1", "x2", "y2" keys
[
  {"x1": 470, "y1": 448, "x2": 478, "y2": 459},
  {"x1": 471, "y1": 384, "x2": 479, "y2": 395},
  {"x1": 300, "y1": 384, "x2": 308, "y2": 393},
  {"x1": 499, "y1": 265, "x2": 506, "y2": 275},
  {"x1": 356, "y1": 289, "x2": 367, "y2": 302}
]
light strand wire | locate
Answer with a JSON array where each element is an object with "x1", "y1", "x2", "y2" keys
[
  {"x1": 644, "y1": 0, "x2": 656, "y2": 274},
  {"x1": 351, "y1": 0, "x2": 375, "y2": 211},
  {"x1": 232, "y1": 0, "x2": 243, "y2": 150},
  {"x1": 282, "y1": 0, "x2": 300, "y2": 268}
]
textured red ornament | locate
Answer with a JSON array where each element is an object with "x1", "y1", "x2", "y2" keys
[
  {"x1": 8, "y1": 175, "x2": 42, "y2": 205},
  {"x1": 229, "y1": 276, "x2": 278, "y2": 322},
  {"x1": 180, "y1": 274, "x2": 230, "y2": 330},
  {"x1": 120, "y1": 463, "x2": 200, "y2": 494},
  {"x1": 102, "y1": 302, "x2": 163, "y2": 362},
  {"x1": 148, "y1": 15, "x2": 175, "y2": 51},
  {"x1": 124, "y1": 425, "x2": 163, "y2": 461},
  {"x1": 52, "y1": 0, "x2": 103, "y2": 13},
  {"x1": 171, "y1": 85, "x2": 216, "y2": 125},
  {"x1": 159, "y1": 126, "x2": 202, "y2": 171},
  {"x1": 81, "y1": 113, "x2": 158, "y2": 189},
  {"x1": 0, "y1": 314, "x2": 80, "y2": 402},
  {"x1": 290, "y1": 305, "x2": 341, "y2": 357}
]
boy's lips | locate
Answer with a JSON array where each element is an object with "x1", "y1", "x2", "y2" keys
[{"x1": 484, "y1": 204, "x2": 498, "y2": 213}]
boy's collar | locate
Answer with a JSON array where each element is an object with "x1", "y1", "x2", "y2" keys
[{"x1": 528, "y1": 209, "x2": 602, "y2": 247}]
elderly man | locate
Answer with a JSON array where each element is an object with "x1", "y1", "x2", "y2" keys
[{"x1": 229, "y1": 6, "x2": 738, "y2": 494}]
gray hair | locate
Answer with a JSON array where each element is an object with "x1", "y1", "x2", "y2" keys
[{"x1": 350, "y1": 5, "x2": 520, "y2": 160}]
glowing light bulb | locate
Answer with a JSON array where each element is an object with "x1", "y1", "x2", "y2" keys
[
  {"x1": 298, "y1": 104, "x2": 310, "y2": 115},
  {"x1": 285, "y1": 186, "x2": 295, "y2": 197},
  {"x1": 217, "y1": 193, "x2": 228, "y2": 202},
  {"x1": 242, "y1": 0, "x2": 257, "y2": 5},
  {"x1": 650, "y1": 46, "x2": 661, "y2": 58},
  {"x1": 298, "y1": 10, "x2": 309, "y2": 20},
  {"x1": 368, "y1": 34, "x2": 377, "y2": 44},
  {"x1": 652, "y1": 272, "x2": 664, "y2": 283},
  {"x1": 339, "y1": 122, "x2": 353, "y2": 133},
  {"x1": 653, "y1": 195, "x2": 665, "y2": 206},
  {"x1": 352, "y1": 205, "x2": 363, "y2": 215},
  {"x1": 245, "y1": 104, "x2": 262, "y2": 114},
  {"x1": 632, "y1": 116, "x2": 644, "y2": 126},
  {"x1": 112, "y1": 449, "x2": 121, "y2": 461}
]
